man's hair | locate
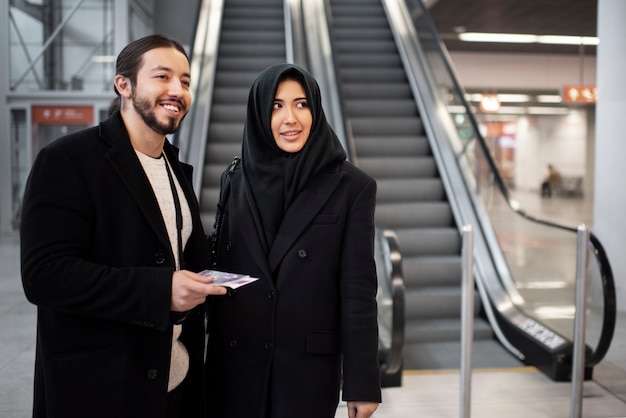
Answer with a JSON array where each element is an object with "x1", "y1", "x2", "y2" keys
[{"x1": 107, "y1": 34, "x2": 189, "y2": 115}]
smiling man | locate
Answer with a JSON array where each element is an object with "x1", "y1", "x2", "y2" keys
[{"x1": 20, "y1": 35, "x2": 226, "y2": 418}]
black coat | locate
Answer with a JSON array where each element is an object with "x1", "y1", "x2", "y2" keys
[
  {"x1": 206, "y1": 160, "x2": 381, "y2": 418},
  {"x1": 20, "y1": 113, "x2": 210, "y2": 418}
]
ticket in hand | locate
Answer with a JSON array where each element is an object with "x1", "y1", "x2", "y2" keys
[{"x1": 199, "y1": 269, "x2": 259, "y2": 289}]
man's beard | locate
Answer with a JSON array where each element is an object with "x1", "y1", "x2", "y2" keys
[{"x1": 132, "y1": 91, "x2": 186, "y2": 135}]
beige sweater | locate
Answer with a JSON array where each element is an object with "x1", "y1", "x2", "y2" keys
[{"x1": 136, "y1": 150, "x2": 193, "y2": 392}]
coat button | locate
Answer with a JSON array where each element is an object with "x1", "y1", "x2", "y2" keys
[
  {"x1": 226, "y1": 241, "x2": 232, "y2": 251},
  {"x1": 265, "y1": 341, "x2": 273, "y2": 350},
  {"x1": 210, "y1": 250, "x2": 217, "y2": 267},
  {"x1": 297, "y1": 249, "x2": 307, "y2": 258},
  {"x1": 146, "y1": 369, "x2": 158, "y2": 380},
  {"x1": 154, "y1": 253, "x2": 166, "y2": 264},
  {"x1": 227, "y1": 288, "x2": 237, "y2": 297},
  {"x1": 267, "y1": 291, "x2": 275, "y2": 300},
  {"x1": 229, "y1": 339, "x2": 238, "y2": 348}
]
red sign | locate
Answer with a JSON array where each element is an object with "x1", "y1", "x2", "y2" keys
[
  {"x1": 32, "y1": 105, "x2": 94, "y2": 124},
  {"x1": 562, "y1": 85, "x2": 597, "y2": 104}
]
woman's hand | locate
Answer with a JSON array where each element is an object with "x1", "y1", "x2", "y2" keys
[{"x1": 347, "y1": 401, "x2": 379, "y2": 418}]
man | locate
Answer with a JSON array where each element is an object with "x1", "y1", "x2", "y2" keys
[
  {"x1": 541, "y1": 164, "x2": 562, "y2": 197},
  {"x1": 20, "y1": 35, "x2": 226, "y2": 418}
]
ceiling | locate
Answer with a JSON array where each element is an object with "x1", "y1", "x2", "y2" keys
[{"x1": 426, "y1": 0, "x2": 597, "y2": 55}]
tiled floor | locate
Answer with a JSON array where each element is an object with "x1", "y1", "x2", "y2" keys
[{"x1": 2, "y1": 191, "x2": 625, "y2": 417}]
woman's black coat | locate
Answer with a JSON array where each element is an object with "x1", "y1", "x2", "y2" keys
[
  {"x1": 20, "y1": 112, "x2": 210, "y2": 418},
  {"x1": 205, "y1": 160, "x2": 381, "y2": 418}
]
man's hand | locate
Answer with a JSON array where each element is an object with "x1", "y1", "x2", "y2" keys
[
  {"x1": 171, "y1": 270, "x2": 227, "y2": 312},
  {"x1": 347, "y1": 401, "x2": 378, "y2": 418}
]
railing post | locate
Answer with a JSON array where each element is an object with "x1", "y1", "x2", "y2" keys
[
  {"x1": 460, "y1": 225, "x2": 474, "y2": 418},
  {"x1": 570, "y1": 224, "x2": 590, "y2": 418}
]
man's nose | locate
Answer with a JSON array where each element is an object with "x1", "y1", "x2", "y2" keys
[{"x1": 168, "y1": 78, "x2": 185, "y2": 96}]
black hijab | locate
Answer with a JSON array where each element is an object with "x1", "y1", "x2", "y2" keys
[{"x1": 241, "y1": 63, "x2": 347, "y2": 251}]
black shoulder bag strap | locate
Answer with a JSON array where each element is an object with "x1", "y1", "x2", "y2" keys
[{"x1": 210, "y1": 156, "x2": 240, "y2": 268}]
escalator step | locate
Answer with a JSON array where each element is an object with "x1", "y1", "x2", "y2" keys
[
  {"x1": 393, "y1": 228, "x2": 461, "y2": 256},
  {"x1": 346, "y1": 99, "x2": 419, "y2": 117},
  {"x1": 375, "y1": 202, "x2": 453, "y2": 228},
  {"x1": 402, "y1": 255, "x2": 462, "y2": 288},
  {"x1": 358, "y1": 157, "x2": 437, "y2": 178},
  {"x1": 350, "y1": 117, "x2": 423, "y2": 136},
  {"x1": 354, "y1": 136, "x2": 430, "y2": 157},
  {"x1": 375, "y1": 178, "x2": 445, "y2": 202}
]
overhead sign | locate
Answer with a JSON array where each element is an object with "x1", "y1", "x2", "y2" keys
[
  {"x1": 562, "y1": 85, "x2": 597, "y2": 104},
  {"x1": 32, "y1": 105, "x2": 94, "y2": 124}
]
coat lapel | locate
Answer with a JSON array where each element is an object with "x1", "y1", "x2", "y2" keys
[
  {"x1": 99, "y1": 116, "x2": 172, "y2": 253},
  {"x1": 268, "y1": 168, "x2": 344, "y2": 272},
  {"x1": 229, "y1": 174, "x2": 275, "y2": 282}
]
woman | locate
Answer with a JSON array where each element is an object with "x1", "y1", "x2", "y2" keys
[{"x1": 205, "y1": 63, "x2": 381, "y2": 418}]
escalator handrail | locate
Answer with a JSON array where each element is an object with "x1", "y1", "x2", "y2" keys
[
  {"x1": 587, "y1": 232, "x2": 617, "y2": 364},
  {"x1": 380, "y1": 229, "x2": 406, "y2": 375},
  {"x1": 402, "y1": 0, "x2": 617, "y2": 366},
  {"x1": 173, "y1": 0, "x2": 223, "y2": 194},
  {"x1": 514, "y1": 208, "x2": 617, "y2": 365}
]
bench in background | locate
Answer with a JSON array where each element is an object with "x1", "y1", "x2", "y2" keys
[{"x1": 555, "y1": 176, "x2": 583, "y2": 197}]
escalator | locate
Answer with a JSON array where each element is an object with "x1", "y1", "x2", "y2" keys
[
  {"x1": 179, "y1": 0, "x2": 616, "y2": 383},
  {"x1": 326, "y1": 0, "x2": 616, "y2": 381},
  {"x1": 195, "y1": 0, "x2": 286, "y2": 229},
  {"x1": 327, "y1": 0, "x2": 517, "y2": 370},
  {"x1": 179, "y1": 0, "x2": 406, "y2": 386}
]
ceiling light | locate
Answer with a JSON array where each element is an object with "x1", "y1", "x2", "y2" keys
[
  {"x1": 459, "y1": 32, "x2": 536, "y2": 43},
  {"x1": 496, "y1": 94, "x2": 530, "y2": 103},
  {"x1": 459, "y1": 32, "x2": 599, "y2": 46},
  {"x1": 527, "y1": 107, "x2": 569, "y2": 115},
  {"x1": 480, "y1": 94, "x2": 500, "y2": 112},
  {"x1": 447, "y1": 105, "x2": 468, "y2": 114},
  {"x1": 537, "y1": 35, "x2": 599, "y2": 46},
  {"x1": 494, "y1": 106, "x2": 526, "y2": 114},
  {"x1": 537, "y1": 95, "x2": 562, "y2": 103},
  {"x1": 465, "y1": 93, "x2": 483, "y2": 102}
]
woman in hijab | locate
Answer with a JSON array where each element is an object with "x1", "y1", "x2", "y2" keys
[{"x1": 205, "y1": 63, "x2": 381, "y2": 418}]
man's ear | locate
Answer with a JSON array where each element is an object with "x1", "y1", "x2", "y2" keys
[{"x1": 114, "y1": 75, "x2": 132, "y2": 99}]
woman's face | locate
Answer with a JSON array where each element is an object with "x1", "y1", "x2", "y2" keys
[{"x1": 271, "y1": 78, "x2": 312, "y2": 153}]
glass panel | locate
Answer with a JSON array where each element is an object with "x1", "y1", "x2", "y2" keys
[
  {"x1": 402, "y1": 0, "x2": 613, "y2": 358},
  {"x1": 9, "y1": 0, "x2": 117, "y2": 93}
]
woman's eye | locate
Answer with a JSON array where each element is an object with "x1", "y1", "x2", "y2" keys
[
  {"x1": 296, "y1": 101, "x2": 308, "y2": 108},
  {"x1": 273, "y1": 102, "x2": 282, "y2": 109}
]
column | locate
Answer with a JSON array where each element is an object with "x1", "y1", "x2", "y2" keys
[
  {"x1": 0, "y1": 0, "x2": 12, "y2": 234},
  {"x1": 594, "y1": 0, "x2": 626, "y2": 312}
]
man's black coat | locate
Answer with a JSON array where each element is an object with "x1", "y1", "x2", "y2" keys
[{"x1": 20, "y1": 112, "x2": 209, "y2": 418}]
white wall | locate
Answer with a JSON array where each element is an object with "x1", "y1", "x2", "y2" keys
[
  {"x1": 514, "y1": 111, "x2": 588, "y2": 192},
  {"x1": 450, "y1": 51, "x2": 597, "y2": 91},
  {"x1": 449, "y1": 51, "x2": 595, "y2": 193}
]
